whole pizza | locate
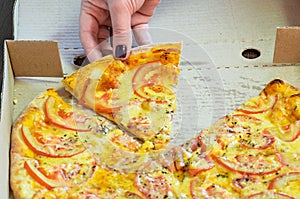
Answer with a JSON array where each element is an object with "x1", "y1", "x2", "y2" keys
[{"x1": 10, "y1": 43, "x2": 300, "y2": 199}]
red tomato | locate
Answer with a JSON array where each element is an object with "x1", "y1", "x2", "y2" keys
[
  {"x1": 244, "y1": 191, "x2": 295, "y2": 199},
  {"x1": 215, "y1": 128, "x2": 275, "y2": 151},
  {"x1": 268, "y1": 122, "x2": 300, "y2": 142},
  {"x1": 113, "y1": 101, "x2": 169, "y2": 141},
  {"x1": 123, "y1": 191, "x2": 144, "y2": 199},
  {"x1": 236, "y1": 94, "x2": 278, "y2": 114},
  {"x1": 276, "y1": 138, "x2": 300, "y2": 169},
  {"x1": 268, "y1": 172, "x2": 300, "y2": 191},
  {"x1": 24, "y1": 157, "x2": 96, "y2": 189},
  {"x1": 268, "y1": 94, "x2": 300, "y2": 142},
  {"x1": 94, "y1": 91, "x2": 121, "y2": 114},
  {"x1": 201, "y1": 114, "x2": 262, "y2": 152},
  {"x1": 190, "y1": 178, "x2": 235, "y2": 199},
  {"x1": 134, "y1": 162, "x2": 175, "y2": 199},
  {"x1": 278, "y1": 152, "x2": 300, "y2": 169},
  {"x1": 24, "y1": 160, "x2": 61, "y2": 190},
  {"x1": 210, "y1": 150, "x2": 282, "y2": 176},
  {"x1": 78, "y1": 78, "x2": 121, "y2": 114},
  {"x1": 238, "y1": 129, "x2": 275, "y2": 150},
  {"x1": 232, "y1": 176, "x2": 258, "y2": 189},
  {"x1": 45, "y1": 96, "x2": 90, "y2": 132},
  {"x1": 132, "y1": 62, "x2": 177, "y2": 102},
  {"x1": 21, "y1": 125, "x2": 86, "y2": 158},
  {"x1": 232, "y1": 176, "x2": 267, "y2": 195},
  {"x1": 203, "y1": 114, "x2": 272, "y2": 152},
  {"x1": 181, "y1": 134, "x2": 206, "y2": 153},
  {"x1": 186, "y1": 154, "x2": 214, "y2": 176},
  {"x1": 225, "y1": 114, "x2": 262, "y2": 129}
]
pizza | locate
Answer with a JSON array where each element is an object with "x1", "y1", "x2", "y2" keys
[
  {"x1": 62, "y1": 43, "x2": 181, "y2": 150},
  {"x1": 9, "y1": 42, "x2": 300, "y2": 198}
]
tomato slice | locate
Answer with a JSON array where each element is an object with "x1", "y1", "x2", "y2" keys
[
  {"x1": 45, "y1": 96, "x2": 90, "y2": 132},
  {"x1": 108, "y1": 130, "x2": 142, "y2": 152},
  {"x1": 186, "y1": 154, "x2": 214, "y2": 176},
  {"x1": 24, "y1": 156, "x2": 96, "y2": 189},
  {"x1": 278, "y1": 152, "x2": 300, "y2": 169},
  {"x1": 215, "y1": 128, "x2": 275, "y2": 151},
  {"x1": 276, "y1": 137, "x2": 300, "y2": 169},
  {"x1": 133, "y1": 84, "x2": 174, "y2": 103},
  {"x1": 268, "y1": 94, "x2": 300, "y2": 142},
  {"x1": 201, "y1": 114, "x2": 263, "y2": 151},
  {"x1": 114, "y1": 101, "x2": 168, "y2": 140},
  {"x1": 268, "y1": 172, "x2": 300, "y2": 197},
  {"x1": 232, "y1": 176, "x2": 261, "y2": 191},
  {"x1": 181, "y1": 134, "x2": 206, "y2": 153},
  {"x1": 236, "y1": 94, "x2": 278, "y2": 114},
  {"x1": 210, "y1": 149, "x2": 282, "y2": 175},
  {"x1": 268, "y1": 122, "x2": 300, "y2": 142},
  {"x1": 21, "y1": 125, "x2": 86, "y2": 158},
  {"x1": 238, "y1": 129, "x2": 275, "y2": 150},
  {"x1": 132, "y1": 62, "x2": 178, "y2": 102},
  {"x1": 244, "y1": 191, "x2": 295, "y2": 199},
  {"x1": 190, "y1": 178, "x2": 235, "y2": 199},
  {"x1": 123, "y1": 191, "x2": 144, "y2": 199},
  {"x1": 24, "y1": 160, "x2": 62, "y2": 190},
  {"x1": 224, "y1": 114, "x2": 262, "y2": 129},
  {"x1": 78, "y1": 78, "x2": 122, "y2": 114},
  {"x1": 134, "y1": 162, "x2": 175, "y2": 199},
  {"x1": 94, "y1": 91, "x2": 121, "y2": 114}
]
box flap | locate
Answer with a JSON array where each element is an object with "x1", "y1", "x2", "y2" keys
[
  {"x1": 273, "y1": 27, "x2": 300, "y2": 63},
  {"x1": 6, "y1": 40, "x2": 63, "y2": 77},
  {"x1": 1, "y1": 41, "x2": 14, "y2": 199}
]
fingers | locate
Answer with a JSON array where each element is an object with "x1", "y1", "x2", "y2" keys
[
  {"x1": 80, "y1": 0, "x2": 160, "y2": 61},
  {"x1": 133, "y1": 24, "x2": 152, "y2": 46},
  {"x1": 108, "y1": 0, "x2": 142, "y2": 59},
  {"x1": 132, "y1": 0, "x2": 160, "y2": 45},
  {"x1": 80, "y1": 0, "x2": 111, "y2": 62},
  {"x1": 79, "y1": 11, "x2": 102, "y2": 61}
]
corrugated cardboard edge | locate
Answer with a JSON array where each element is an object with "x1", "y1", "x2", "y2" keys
[
  {"x1": 6, "y1": 40, "x2": 63, "y2": 77},
  {"x1": 0, "y1": 41, "x2": 14, "y2": 199},
  {"x1": 273, "y1": 26, "x2": 300, "y2": 63}
]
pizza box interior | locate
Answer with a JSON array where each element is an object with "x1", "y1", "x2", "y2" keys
[{"x1": 1, "y1": 0, "x2": 300, "y2": 198}]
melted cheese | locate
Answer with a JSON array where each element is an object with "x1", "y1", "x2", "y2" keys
[{"x1": 12, "y1": 73, "x2": 300, "y2": 198}]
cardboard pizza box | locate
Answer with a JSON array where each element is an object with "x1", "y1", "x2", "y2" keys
[
  {"x1": 273, "y1": 26, "x2": 300, "y2": 63},
  {"x1": 2, "y1": 0, "x2": 300, "y2": 198},
  {"x1": 1, "y1": 40, "x2": 65, "y2": 199}
]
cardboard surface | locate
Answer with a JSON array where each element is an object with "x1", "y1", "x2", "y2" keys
[
  {"x1": 0, "y1": 42, "x2": 14, "y2": 199},
  {"x1": 3, "y1": 0, "x2": 300, "y2": 198},
  {"x1": 6, "y1": 40, "x2": 63, "y2": 77},
  {"x1": 14, "y1": 0, "x2": 300, "y2": 67},
  {"x1": 273, "y1": 27, "x2": 300, "y2": 63}
]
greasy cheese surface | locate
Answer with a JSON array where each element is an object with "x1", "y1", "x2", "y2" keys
[
  {"x1": 62, "y1": 43, "x2": 181, "y2": 149},
  {"x1": 11, "y1": 78, "x2": 300, "y2": 198}
]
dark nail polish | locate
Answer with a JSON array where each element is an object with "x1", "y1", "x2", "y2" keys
[{"x1": 115, "y1": 45, "x2": 127, "y2": 59}]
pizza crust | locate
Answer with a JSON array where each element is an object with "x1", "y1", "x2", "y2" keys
[
  {"x1": 62, "y1": 42, "x2": 182, "y2": 146},
  {"x1": 10, "y1": 41, "x2": 300, "y2": 198}
]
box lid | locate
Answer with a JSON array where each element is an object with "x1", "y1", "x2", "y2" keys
[
  {"x1": 6, "y1": 40, "x2": 63, "y2": 77},
  {"x1": 273, "y1": 27, "x2": 300, "y2": 63}
]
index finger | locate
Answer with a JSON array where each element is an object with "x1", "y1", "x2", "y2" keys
[{"x1": 80, "y1": 0, "x2": 110, "y2": 61}]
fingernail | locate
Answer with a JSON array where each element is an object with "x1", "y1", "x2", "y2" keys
[{"x1": 115, "y1": 45, "x2": 127, "y2": 59}]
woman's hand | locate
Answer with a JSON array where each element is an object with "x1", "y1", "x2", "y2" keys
[{"x1": 80, "y1": 0, "x2": 160, "y2": 62}]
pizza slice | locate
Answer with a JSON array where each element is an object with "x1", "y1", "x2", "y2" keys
[
  {"x1": 10, "y1": 77, "x2": 300, "y2": 198},
  {"x1": 62, "y1": 43, "x2": 182, "y2": 149}
]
